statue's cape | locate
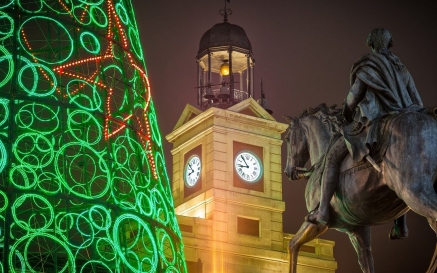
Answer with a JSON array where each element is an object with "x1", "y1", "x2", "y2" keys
[
  {"x1": 350, "y1": 53, "x2": 422, "y2": 114},
  {"x1": 344, "y1": 53, "x2": 423, "y2": 161}
]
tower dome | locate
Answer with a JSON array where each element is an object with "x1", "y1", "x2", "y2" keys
[{"x1": 198, "y1": 22, "x2": 252, "y2": 55}]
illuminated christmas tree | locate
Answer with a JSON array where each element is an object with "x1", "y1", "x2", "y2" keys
[{"x1": 0, "y1": 1, "x2": 186, "y2": 272}]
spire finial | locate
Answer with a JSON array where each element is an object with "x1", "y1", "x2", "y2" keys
[
  {"x1": 219, "y1": 0, "x2": 232, "y2": 22},
  {"x1": 257, "y1": 79, "x2": 273, "y2": 114},
  {"x1": 260, "y1": 78, "x2": 266, "y2": 98}
]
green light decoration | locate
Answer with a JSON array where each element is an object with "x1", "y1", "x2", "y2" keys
[{"x1": 0, "y1": 1, "x2": 187, "y2": 272}]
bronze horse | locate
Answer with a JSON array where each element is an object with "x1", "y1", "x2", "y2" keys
[{"x1": 284, "y1": 104, "x2": 437, "y2": 273}]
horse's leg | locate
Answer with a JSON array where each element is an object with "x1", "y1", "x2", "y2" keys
[
  {"x1": 289, "y1": 221, "x2": 328, "y2": 273},
  {"x1": 426, "y1": 218, "x2": 437, "y2": 273},
  {"x1": 395, "y1": 183, "x2": 437, "y2": 220},
  {"x1": 389, "y1": 214, "x2": 409, "y2": 240},
  {"x1": 347, "y1": 225, "x2": 374, "y2": 273}
]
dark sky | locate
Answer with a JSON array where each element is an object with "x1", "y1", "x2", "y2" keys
[{"x1": 132, "y1": 1, "x2": 437, "y2": 272}]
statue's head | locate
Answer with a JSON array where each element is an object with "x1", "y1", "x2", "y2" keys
[{"x1": 366, "y1": 28, "x2": 393, "y2": 52}]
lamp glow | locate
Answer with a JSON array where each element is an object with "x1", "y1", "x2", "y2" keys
[{"x1": 220, "y1": 60, "x2": 230, "y2": 75}]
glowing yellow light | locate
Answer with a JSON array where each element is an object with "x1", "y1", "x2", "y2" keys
[{"x1": 220, "y1": 60, "x2": 230, "y2": 76}]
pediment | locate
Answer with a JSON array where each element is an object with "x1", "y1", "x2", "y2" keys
[
  {"x1": 173, "y1": 104, "x2": 203, "y2": 130},
  {"x1": 228, "y1": 98, "x2": 275, "y2": 121}
]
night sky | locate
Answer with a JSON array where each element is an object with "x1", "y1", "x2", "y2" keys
[{"x1": 133, "y1": 1, "x2": 437, "y2": 272}]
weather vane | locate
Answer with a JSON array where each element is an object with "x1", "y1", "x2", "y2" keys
[{"x1": 219, "y1": 0, "x2": 232, "y2": 22}]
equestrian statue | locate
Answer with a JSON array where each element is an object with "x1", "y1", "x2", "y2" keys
[{"x1": 284, "y1": 28, "x2": 437, "y2": 273}]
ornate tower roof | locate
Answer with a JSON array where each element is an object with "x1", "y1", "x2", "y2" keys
[{"x1": 198, "y1": 21, "x2": 252, "y2": 56}]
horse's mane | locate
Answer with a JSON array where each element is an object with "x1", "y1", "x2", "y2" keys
[{"x1": 299, "y1": 103, "x2": 344, "y2": 134}]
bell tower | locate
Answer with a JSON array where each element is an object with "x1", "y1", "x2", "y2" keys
[{"x1": 166, "y1": 4, "x2": 336, "y2": 273}]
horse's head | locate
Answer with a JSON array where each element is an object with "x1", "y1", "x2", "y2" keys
[
  {"x1": 283, "y1": 115, "x2": 310, "y2": 180},
  {"x1": 283, "y1": 104, "x2": 343, "y2": 180}
]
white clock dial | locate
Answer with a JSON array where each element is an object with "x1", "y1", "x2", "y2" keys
[
  {"x1": 234, "y1": 151, "x2": 262, "y2": 182},
  {"x1": 184, "y1": 155, "x2": 201, "y2": 187}
]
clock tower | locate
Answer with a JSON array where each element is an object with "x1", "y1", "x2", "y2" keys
[{"x1": 166, "y1": 4, "x2": 336, "y2": 273}]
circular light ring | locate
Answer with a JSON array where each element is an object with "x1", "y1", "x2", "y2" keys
[
  {"x1": 0, "y1": 190, "x2": 9, "y2": 213},
  {"x1": 0, "y1": 0, "x2": 13, "y2": 9},
  {"x1": 15, "y1": 103, "x2": 60, "y2": 135},
  {"x1": 115, "y1": 2, "x2": 129, "y2": 25},
  {"x1": 0, "y1": 98, "x2": 9, "y2": 126},
  {"x1": 151, "y1": 187, "x2": 170, "y2": 225},
  {"x1": 73, "y1": 6, "x2": 92, "y2": 26},
  {"x1": 67, "y1": 110, "x2": 103, "y2": 145},
  {"x1": 9, "y1": 164, "x2": 38, "y2": 190},
  {"x1": 155, "y1": 151, "x2": 169, "y2": 186},
  {"x1": 157, "y1": 228, "x2": 176, "y2": 266},
  {"x1": 88, "y1": 205, "x2": 112, "y2": 230},
  {"x1": 129, "y1": 27, "x2": 143, "y2": 60},
  {"x1": 9, "y1": 233, "x2": 75, "y2": 273},
  {"x1": 113, "y1": 214, "x2": 158, "y2": 273},
  {"x1": 165, "y1": 266, "x2": 179, "y2": 273},
  {"x1": 11, "y1": 249, "x2": 26, "y2": 273},
  {"x1": 66, "y1": 79, "x2": 102, "y2": 111},
  {"x1": 78, "y1": 0, "x2": 104, "y2": 6},
  {"x1": 90, "y1": 5, "x2": 108, "y2": 28},
  {"x1": 18, "y1": 16, "x2": 74, "y2": 65},
  {"x1": 155, "y1": 151, "x2": 172, "y2": 202},
  {"x1": 55, "y1": 213, "x2": 74, "y2": 233},
  {"x1": 55, "y1": 142, "x2": 110, "y2": 199},
  {"x1": 148, "y1": 108, "x2": 162, "y2": 147},
  {"x1": 113, "y1": 143, "x2": 130, "y2": 166},
  {"x1": 13, "y1": 133, "x2": 54, "y2": 169},
  {"x1": 80, "y1": 31, "x2": 101, "y2": 54},
  {"x1": 0, "y1": 11, "x2": 14, "y2": 41},
  {"x1": 18, "y1": 62, "x2": 57, "y2": 97},
  {"x1": 36, "y1": 172, "x2": 62, "y2": 195},
  {"x1": 80, "y1": 261, "x2": 114, "y2": 273},
  {"x1": 95, "y1": 238, "x2": 117, "y2": 262},
  {"x1": 136, "y1": 191, "x2": 154, "y2": 217},
  {"x1": 0, "y1": 139, "x2": 6, "y2": 174},
  {"x1": 0, "y1": 46, "x2": 14, "y2": 88},
  {"x1": 18, "y1": 0, "x2": 43, "y2": 13},
  {"x1": 55, "y1": 212, "x2": 94, "y2": 249},
  {"x1": 11, "y1": 194, "x2": 54, "y2": 232},
  {"x1": 42, "y1": 0, "x2": 73, "y2": 14}
]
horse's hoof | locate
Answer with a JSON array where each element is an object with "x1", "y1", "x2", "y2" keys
[
  {"x1": 305, "y1": 210, "x2": 329, "y2": 226},
  {"x1": 389, "y1": 226, "x2": 409, "y2": 240}
]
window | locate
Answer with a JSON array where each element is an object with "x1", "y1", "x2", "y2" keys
[
  {"x1": 179, "y1": 224, "x2": 193, "y2": 233},
  {"x1": 237, "y1": 217, "x2": 260, "y2": 237},
  {"x1": 186, "y1": 259, "x2": 202, "y2": 273}
]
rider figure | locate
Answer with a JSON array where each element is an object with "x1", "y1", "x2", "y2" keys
[{"x1": 306, "y1": 29, "x2": 423, "y2": 238}]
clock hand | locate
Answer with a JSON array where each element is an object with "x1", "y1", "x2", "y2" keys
[
  {"x1": 240, "y1": 155, "x2": 249, "y2": 168},
  {"x1": 237, "y1": 164, "x2": 248, "y2": 168},
  {"x1": 187, "y1": 163, "x2": 194, "y2": 175}
]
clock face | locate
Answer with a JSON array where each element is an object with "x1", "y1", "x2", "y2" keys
[
  {"x1": 184, "y1": 155, "x2": 201, "y2": 187},
  {"x1": 234, "y1": 151, "x2": 262, "y2": 182}
]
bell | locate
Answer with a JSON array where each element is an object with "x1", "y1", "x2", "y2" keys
[
  {"x1": 203, "y1": 86, "x2": 215, "y2": 99},
  {"x1": 217, "y1": 82, "x2": 230, "y2": 99}
]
